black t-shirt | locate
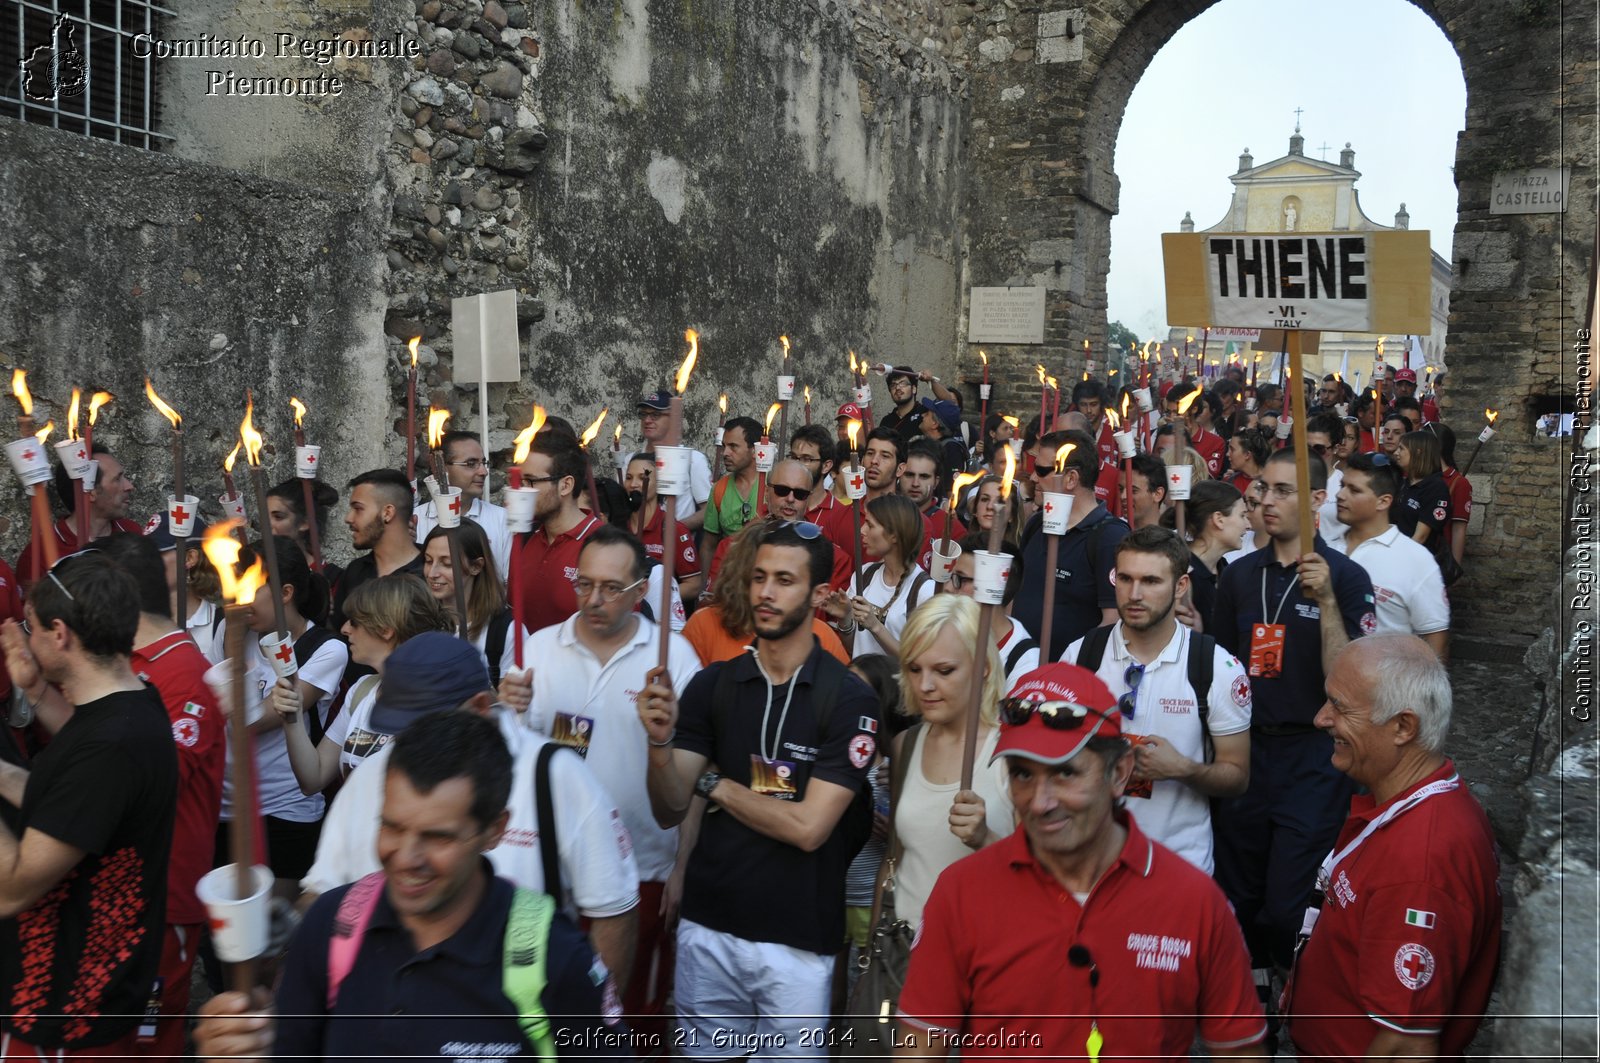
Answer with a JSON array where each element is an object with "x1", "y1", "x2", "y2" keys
[
  {"x1": 674, "y1": 647, "x2": 878, "y2": 955},
  {"x1": 1, "y1": 686, "x2": 177, "y2": 1049},
  {"x1": 1395, "y1": 473, "x2": 1450, "y2": 540},
  {"x1": 329, "y1": 550, "x2": 426, "y2": 634},
  {"x1": 1188, "y1": 552, "x2": 1225, "y2": 635},
  {"x1": 1013, "y1": 504, "x2": 1131, "y2": 661}
]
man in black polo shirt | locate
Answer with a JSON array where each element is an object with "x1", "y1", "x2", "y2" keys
[
  {"x1": 1012, "y1": 429, "x2": 1131, "y2": 661},
  {"x1": 0, "y1": 552, "x2": 178, "y2": 1056},
  {"x1": 876, "y1": 367, "x2": 925, "y2": 442},
  {"x1": 330, "y1": 468, "x2": 425, "y2": 633},
  {"x1": 1211, "y1": 449, "x2": 1376, "y2": 983},
  {"x1": 639, "y1": 524, "x2": 878, "y2": 1058},
  {"x1": 194, "y1": 710, "x2": 627, "y2": 1061}
]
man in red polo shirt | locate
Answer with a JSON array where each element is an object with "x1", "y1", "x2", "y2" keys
[
  {"x1": 623, "y1": 452, "x2": 704, "y2": 605},
  {"x1": 705, "y1": 461, "x2": 850, "y2": 593},
  {"x1": 15, "y1": 445, "x2": 142, "y2": 590},
  {"x1": 896, "y1": 663, "x2": 1266, "y2": 1060},
  {"x1": 516, "y1": 434, "x2": 602, "y2": 634},
  {"x1": 788, "y1": 424, "x2": 855, "y2": 555},
  {"x1": 1286, "y1": 634, "x2": 1500, "y2": 1062}
]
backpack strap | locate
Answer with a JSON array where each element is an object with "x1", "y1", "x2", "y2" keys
[
  {"x1": 534, "y1": 743, "x2": 567, "y2": 902},
  {"x1": 1073, "y1": 623, "x2": 1115, "y2": 672},
  {"x1": 860, "y1": 561, "x2": 883, "y2": 592},
  {"x1": 485, "y1": 611, "x2": 511, "y2": 689},
  {"x1": 326, "y1": 871, "x2": 386, "y2": 1009},
  {"x1": 502, "y1": 887, "x2": 557, "y2": 1056},
  {"x1": 1004, "y1": 636, "x2": 1039, "y2": 676},
  {"x1": 1185, "y1": 630, "x2": 1217, "y2": 762},
  {"x1": 905, "y1": 572, "x2": 931, "y2": 611}
]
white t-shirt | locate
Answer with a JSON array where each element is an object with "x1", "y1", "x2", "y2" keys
[
  {"x1": 415, "y1": 495, "x2": 513, "y2": 585},
  {"x1": 219, "y1": 624, "x2": 349, "y2": 823},
  {"x1": 1065, "y1": 623, "x2": 1251, "y2": 874},
  {"x1": 848, "y1": 562, "x2": 930, "y2": 659},
  {"x1": 186, "y1": 598, "x2": 228, "y2": 666},
  {"x1": 675, "y1": 449, "x2": 714, "y2": 522},
  {"x1": 644, "y1": 564, "x2": 687, "y2": 633},
  {"x1": 1341, "y1": 525, "x2": 1450, "y2": 636},
  {"x1": 321, "y1": 674, "x2": 384, "y2": 778},
  {"x1": 301, "y1": 707, "x2": 640, "y2": 919},
  {"x1": 515, "y1": 614, "x2": 701, "y2": 881},
  {"x1": 996, "y1": 616, "x2": 1041, "y2": 686},
  {"x1": 1318, "y1": 467, "x2": 1350, "y2": 548},
  {"x1": 893, "y1": 727, "x2": 1012, "y2": 930}
]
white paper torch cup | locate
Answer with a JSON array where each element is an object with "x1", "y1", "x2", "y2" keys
[
  {"x1": 1165, "y1": 465, "x2": 1192, "y2": 501},
  {"x1": 505, "y1": 486, "x2": 538, "y2": 533},
  {"x1": 219, "y1": 492, "x2": 247, "y2": 522},
  {"x1": 841, "y1": 464, "x2": 868, "y2": 500},
  {"x1": 295, "y1": 445, "x2": 321, "y2": 479},
  {"x1": 979, "y1": 384, "x2": 992, "y2": 400},
  {"x1": 655, "y1": 445, "x2": 692, "y2": 496},
  {"x1": 196, "y1": 864, "x2": 274, "y2": 963},
  {"x1": 971, "y1": 550, "x2": 1012, "y2": 606},
  {"x1": 1008, "y1": 439, "x2": 1024, "y2": 461},
  {"x1": 1246, "y1": 397, "x2": 1259, "y2": 412},
  {"x1": 853, "y1": 385, "x2": 872, "y2": 406},
  {"x1": 928, "y1": 541, "x2": 961, "y2": 583},
  {"x1": 434, "y1": 487, "x2": 464, "y2": 528},
  {"x1": 1478, "y1": 426, "x2": 1495, "y2": 443},
  {"x1": 5, "y1": 439, "x2": 52, "y2": 487},
  {"x1": 167, "y1": 494, "x2": 200, "y2": 537},
  {"x1": 777, "y1": 376, "x2": 796, "y2": 400},
  {"x1": 259, "y1": 631, "x2": 300, "y2": 680},
  {"x1": 754, "y1": 441, "x2": 777, "y2": 473},
  {"x1": 1113, "y1": 431, "x2": 1136, "y2": 459},
  {"x1": 714, "y1": 427, "x2": 725, "y2": 447},
  {"x1": 1040, "y1": 492, "x2": 1072, "y2": 535},
  {"x1": 82, "y1": 460, "x2": 99, "y2": 492},
  {"x1": 1134, "y1": 387, "x2": 1154, "y2": 413},
  {"x1": 54, "y1": 440, "x2": 92, "y2": 480},
  {"x1": 1275, "y1": 416, "x2": 1292, "y2": 440}
]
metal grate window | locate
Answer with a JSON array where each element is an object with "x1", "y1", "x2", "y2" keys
[{"x1": 1, "y1": 0, "x2": 171, "y2": 150}]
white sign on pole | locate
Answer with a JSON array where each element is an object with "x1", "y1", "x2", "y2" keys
[
  {"x1": 452, "y1": 290, "x2": 521, "y2": 487},
  {"x1": 1490, "y1": 168, "x2": 1570, "y2": 215},
  {"x1": 968, "y1": 286, "x2": 1046, "y2": 344}
]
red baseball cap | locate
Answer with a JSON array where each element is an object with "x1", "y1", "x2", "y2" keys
[
  {"x1": 992, "y1": 663, "x2": 1121, "y2": 766},
  {"x1": 1393, "y1": 369, "x2": 1418, "y2": 384},
  {"x1": 836, "y1": 401, "x2": 865, "y2": 422}
]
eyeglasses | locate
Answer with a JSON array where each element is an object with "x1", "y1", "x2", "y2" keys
[
  {"x1": 1261, "y1": 482, "x2": 1298, "y2": 499},
  {"x1": 446, "y1": 459, "x2": 487, "y2": 470},
  {"x1": 947, "y1": 571, "x2": 971, "y2": 590},
  {"x1": 521, "y1": 475, "x2": 560, "y2": 485},
  {"x1": 570, "y1": 577, "x2": 645, "y2": 603},
  {"x1": 999, "y1": 698, "x2": 1117, "y2": 731},
  {"x1": 768, "y1": 484, "x2": 810, "y2": 500},
  {"x1": 786, "y1": 452, "x2": 821, "y2": 465},
  {"x1": 1118, "y1": 663, "x2": 1143, "y2": 719}
]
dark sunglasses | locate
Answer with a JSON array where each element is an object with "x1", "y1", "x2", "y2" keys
[
  {"x1": 999, "y1": 698, "x2": 1117, "y2": 731},
  {"x1": 1118, "y1": 663, "x2": 1143, "y2": 719},
  {"x1": 768, "y1": 484, "x2": 809, "y2": 500}
]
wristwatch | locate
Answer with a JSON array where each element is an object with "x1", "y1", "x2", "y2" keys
[{"x1": 695, "y1": 770, "x2": 722, "y2": 801}]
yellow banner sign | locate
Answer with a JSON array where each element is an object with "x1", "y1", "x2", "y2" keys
[{"x1": 1163, "y1": 230, "x2": 1432, "y2": 333}]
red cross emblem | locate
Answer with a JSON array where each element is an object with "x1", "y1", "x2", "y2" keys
[
  {"x1": 274, "y1": 642, "x2": 294, "y2": 665},
  {"x1": 1043, "y1": 500, "x2": 1054, "y2": 514},
  {"x1": 305, "y1": 452, "x2": 317, "y2": 464},
  {"x1": 1170, "y1": 472, "x2": 1182, "y2": 485},
  {"x1": 849, "y1": 472, "x2": 864, "y2": 491},
  {"x1": 447, "y1": 494, "x2": 462, "y2": 516},
  {"x1": 999, "y1": 566, "x2": 1011, "y2": 581},
  {"x1": 171, "y1": 504, "x2": 190, "y2": 523},
  {"x1": 20, "y1": 449, "x2": 34, "y2": 461},
  {"x1": 1393, "y1": 942, "x2": 1435, "y2": 989},
  {"x1": 74, "y1": 447, "x2": 85, "y2": 460}
]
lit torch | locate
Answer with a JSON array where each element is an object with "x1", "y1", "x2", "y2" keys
[
  {"x1": 1170, "y1": 384, "x2": 1202, "y2": 539},
  {"x1": 426, "y1": 407, "x2": 451, "y2": 490},
  {"x1": 578, "y1": 408, "x2": 608, "y2": 517},
  {"x1": 507, "y1": 405, "x2": 548, "y2": 669},
  {"x1": 406, "y1": 336, "x2": 420, "y2": 483},
  {"x1": 8, "y1": 370, "x2": 52, "y2": 576},
  {"x1": 777, "y1": 335, "x2": 793, "y2": 448},
  {"x1": 656, "y1": 329, "x2": 698, "y2": 670},
  {"x1": 803, "y1": 385, "x2": 812, "y2": 426},
  {"x1": 222, "y1": 443, "x2": 245, "y2": 529},
  {"x1": 962, "y1": 444, "x2": 1016, "y2": 789},
  {"x1": 146, "y1": 377, "x2": 190, "y2": 619},
  {"x1": 63, "y1": 388, "x2": 90, "y2": 545},
  {"x1": 288, "y1": 396, "x2": 322, "y2": 572},
  {"x1": 978, "y1": 350, "x2": 990, "y2": 429},
  {"x1": 239, "y1": 392, "x2": 290, "y2": 641},
  {"x1": 847, "y1": 418, "x2": 864, "y2": 586},
  {"x1": 425, "y1": 405, "x2": 471, "y2": 639},
  {"x1": 1036, "y1": 443, "x2": 1076, "y2": 662},
  {"x1": 1462, "y1": 409, "x2": 1500, "y2": 475}
]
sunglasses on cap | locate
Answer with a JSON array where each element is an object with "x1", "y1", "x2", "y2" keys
[
  {"x1": 773, "y1": 519, "x2": 824, "y2": 539},
  {"x1": 999, "y1": 698, "x2": 1117, "y2": 731}
]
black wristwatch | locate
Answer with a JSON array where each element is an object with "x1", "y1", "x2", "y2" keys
[{"x1": 695, "y1": 770, "x2": 722, "y2": 800}]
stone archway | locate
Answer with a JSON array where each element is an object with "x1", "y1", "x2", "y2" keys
[{"x1": 953, "y1": 0, "x2": 1595, "y2": 639}]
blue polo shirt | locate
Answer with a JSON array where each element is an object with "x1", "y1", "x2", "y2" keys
[
  {"x1": 274, "y1": 866, "x2": 631, "y2": 1061},
  {"x1": 1212, "y1": 536, "x2": 1375, "y2": 729},
  {"x1": 1012, "y1": 503, "x2": 1130, "y2": 662}
]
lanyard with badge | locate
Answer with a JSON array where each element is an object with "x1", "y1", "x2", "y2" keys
[
  {"x1": 1249, "y1": 570, "x2": 1299, "y2": 679},
  {"x1": 749, "y1": 647, "x2": 800, "y2": 799}
]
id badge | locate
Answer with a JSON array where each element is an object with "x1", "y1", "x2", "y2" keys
[
  {"x1": 137, "y1": 976, "x2": 164, "y2": 1040},
  {"x1": 552, "y1": 713, "x2": 595, "y2": 758},
  {"x1": 1249, "y1": 623, "x2": 1286, "y2": 678},
  {"x1": 1124, "y1": 734, "x2": 1153, "y2": 799},
  {"x1": 749, "y1": 754, "x2": 798, "y2": 799}
]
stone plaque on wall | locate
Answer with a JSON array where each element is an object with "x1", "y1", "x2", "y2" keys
[
  {"x1": 968, "y1": 286, "x2": 1046, "y2": 344},
  {"x1": 1490, "y1": 168, "x2": 1570, "y2": 215}
]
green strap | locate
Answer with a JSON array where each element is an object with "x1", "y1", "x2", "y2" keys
[{"x1": 503, "y1": 888, "x2": 556, "y2": 1057}]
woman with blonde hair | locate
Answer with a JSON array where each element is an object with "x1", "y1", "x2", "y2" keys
[{"x1": 881, "y1": 594, "x2": 1013, "y2": 932}]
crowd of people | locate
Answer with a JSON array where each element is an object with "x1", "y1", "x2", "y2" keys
[{"x1": 0, "y1": 361, "x2": 1501, "y2": 1061}]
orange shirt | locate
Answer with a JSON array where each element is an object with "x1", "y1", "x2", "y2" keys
[{"x1": 681, "y1": 605, "x2": 850, "y2": 667}]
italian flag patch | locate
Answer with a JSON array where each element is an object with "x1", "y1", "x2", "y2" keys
[{"x1": 1404, "y1": 908, "x2": 1436, "y2": 928}]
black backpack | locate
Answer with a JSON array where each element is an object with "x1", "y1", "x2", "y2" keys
[
  {"x1": 1003, "y1": 635, "x2": 1040, "y2": 678},
  {"x1": 1074, "y1": 624, "x2": 1217, "y2": 761}
]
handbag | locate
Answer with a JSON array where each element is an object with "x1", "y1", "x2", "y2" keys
[
  {"x1": 843, "y1": 723, "x2": 922, "y2": 1055},
  {"x1": 1434, "y1": 537, "x2": 1466, "y2": 588}
]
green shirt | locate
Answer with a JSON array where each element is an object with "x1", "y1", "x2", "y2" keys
[{"x1": 704, "y1": 475, "x2": 759, "y2": 536}]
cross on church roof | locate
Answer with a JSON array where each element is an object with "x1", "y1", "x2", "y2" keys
[
  {"x1": 1318, "y1": 141, "x2": 1331, "y2": 159},
  {"x1": 1293, "y1": 106, "x2": 1303, "y2": 132}
]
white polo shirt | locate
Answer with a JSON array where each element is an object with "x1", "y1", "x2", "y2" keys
[
  {"x1": 1341, "y1": 524, "x2": 1450, "y2": 636},
  {"x1": 301, "y1": 706, "x2": 640, "y2": 919},
  {"x1": 674, "y1": 449, "x2": 714, "y2": 522},
  {"x1": 995, "y1": 616, "x2": 1040, "y2": 688},
  {"x1": 415, "y1": 494, "x2": 513, "y2": 584},
  {"x1": 515, "y1": 614, "x2": 701, "y2": 882},
  {"x1": 1064, "y1": 622, "x2": 1251, "y2": 874}
]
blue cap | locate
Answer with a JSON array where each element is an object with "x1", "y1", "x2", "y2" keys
[
  {"x1": 637, "y1": 389, "x2": 673, "y2": 411},
  {"x1": 368, "y1": 631, "x2": 492, "y2": 736},
  {"x1": 920, "y1": 398, "x2": 961, "y2": 434}
]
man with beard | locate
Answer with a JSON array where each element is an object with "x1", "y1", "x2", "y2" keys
[
  {"x1": 1064, "y1": 526, "x2": 1252, "y2": 874},
  {"x1": 638, "y1": 523, "x2": 879, "y2": 1056},
  {"x1": 514, "y1": 435, "x2": 603, "y2": 635},
  {"x1": 329, "y1": 469, "x2": 424, "y2": 633},
  {"x1": 701, "y1": 416, "x2": 764, "y2": 563},
  {"x1": 16, "y1": 445, "x2": 142, "y2": 590}
]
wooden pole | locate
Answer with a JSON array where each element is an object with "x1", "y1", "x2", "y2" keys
[
  {"x1": 657, "y1": 398, "x2": 682, "y2": 669},
  {"x1": 224, "y1": 603, "x2": 259, "y2": 992},
  {"x1": 959, "y1": 502, "x2": 1009, "y2": 790},
  {"x1": 247, "y1": 467, "x2": 290, "y2": 640},
  {"x1": 172, "y1": 428, "x2": 188, "y2": 627},
  {"x1": 1287, "y1": 330, "x2": 1316, "y2": 571}
]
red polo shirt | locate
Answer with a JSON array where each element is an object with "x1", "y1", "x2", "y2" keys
[
  {"x1": 131, "y1": 630, "x2": 224, "y2": 927},
  {"x1": 635, "y1": 504, "x2": 700, "y2": 576},
  {"x1": 899, "y1": 814, "x2": 1265, "y2": 1058},
  {"x1": 1095, "y1": 458, "x2": 1122, "y2": 515},
  {"x1": 1189, "y1": 428, "x2": 1226, "y2": 478},
  {"x1": 806, "y1": 493, "x2": 857, "y2": 558},
  {"x1": 516, "y1": 514, "x2": 601, "y2": 634},
  {"x1": 14, "y1": 516, "x2": 143, "y2": 588},
  {"x1": 916, "y1": 509, "x2": 965, "y2": 571},
  {"x1": 1094, "y1": 419, "x2": 1117, "y2": 465},
  {"x1": 1440, "y1": 467, "x2": 1472, "y2": 556},
  {"x1": 1287, "y1": 760, "x2": 1501, "y2": 1061}
]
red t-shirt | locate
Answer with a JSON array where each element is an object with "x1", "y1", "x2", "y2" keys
[
  {"x1": 635, "y1": 505, "x2": 700, "y2": 576},
  {"x1": 1095, "y1": 459, "x2": 1122, "y2": 515},
  {"x1": 14, "y1": 517, "x2": 143, "y2": 589},
  {"x1": 1440, "y1": 467, "x2": 1472, "y2": 554},
  {"x1": 515, "y1": 515, "x2": 601, "y2": 634},
  {"x1": 131, "y1": 631, "x2": 224, "y2": 927},
  {"x1": 900, "y1": 816, "x2": 1266, "y2": 1058},
  {"x1": 916, "y1": 509, "x2": 966, "y2": 571},
  {"x1": 1287, "y1": 760, "x2": 1502, "y2": 1060},
  {"x1": 806, "y1": 493, "x2": 858, "y2": 559},
  {"x1": 1094, "y1": 419, "x2": 1117, "y2": 465},
  {"x1": 1189, "y1": 428, "x2": 1226, "y2": 478}
]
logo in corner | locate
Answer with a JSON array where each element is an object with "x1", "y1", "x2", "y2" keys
[
  {"x1": 1393, "y1": 942, "x2": 1435, "y2": 989},
  {"x1": 22, "y1": 15, "x2": 87, "y2": 103}
]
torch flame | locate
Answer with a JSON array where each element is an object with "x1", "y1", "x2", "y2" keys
[
  {"x1": 718, "y1": 393, "x2": 728, "y2": 415},
  {"x1": 613, "y1": 423, "x2": 622, "y2": 445},
  {"x1": 979, "y1": 350, "x2": 988, "y2": 367},
  {"x1": 803, "y1": 385, "x2": 811, "y2": 404},
  {"x1": 849, "y1": 350, "x2": 859, "y2": 376},
  {"x1": 1035, "y1": 364, "x2": 1047, "y2": 385},
  {"x1": 1046, "y1": 375, "x2": 1059, "y2": 391},
  {"x1": 427, "y1": 407, "x2": 451, "y2": 450},
  {"x1": 1144, "y1": 341, "x2": 1159, "y2": 360},
  {"x1": 67, "y1": 388, "x2": 81, "y2": 441},
  {"x1": 11, "y1": 370, "x2": 31, "y2": 416},
  {"x1": 1105, "y1": 409, "x2": 1120, "y2": 431},
  {"x1": 1120, "y1": 393, "x2": 1131, "y2": 421},
  {"x1": 579, "y1": 408, "x2": 609, "y2": 448},
  {"x1": 408, "y1": 336, "x2": 421, "y2": 368},
  {"x1": 88, "y1": 391, "x2": 112, "y2": 425},
  {"x1": 224, "y1": 441, "x2": 241, "y2": 474},
  {"x1": 34, "y1": 421, "x2": 53, "y2": 444},
  {"x1": 950, "y1": 470, "x2": 985, "y2": 514},
  {"x1": 999, "y1": 442, "x2": 1017, "y2": 499},
  {"x1": 779, "y1": 335, "x2": 790, "y2": 360},
  {"x1": 1485, "y1": 409, "x2": 1499, "y2": 425},
  {"x1": 676, "y1": 329, "x2": 698, "y2": 395},
  {"x1": 512, "y1": 406, "x2": 548, "y2": 465},
  {"x1": 1176, "y1": 385, "x2": 1202, "y2": 416},
  {"x1": 1053, "y1": 443, "x2": 1077, "y2": 475},
  {"x1": 1001, "y1": 415, "x2": 1019, "y2": 429},
  {"x1": 1376, "y1": 337, "x2": 1386, "y2": 358},
  {"x1": 239, "y1": 392, "x2": 264, "y2": 465},
  {"x1": 289, "y1": 397, "x2": 307, "y2": 427},
  {"x1": 203, "y1": 521, "x2": 267, "y2": 606},
  {"x1": 764, "y1": 403, "x2": 782, "y2": 436},
  {"x1": 846, "y1": 419, "x2": 862, "y2": 450}
]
